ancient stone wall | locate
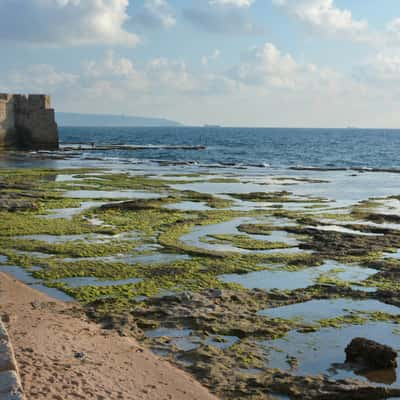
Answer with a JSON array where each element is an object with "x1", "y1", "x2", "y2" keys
[
  {"x1": 0, "y1": 94, "x2": 59, "y2": 150},
  {"x1": 0, "y1": 94, "x2": 17, "y2": 148},
  {"x1": 0, "y1": 319, "x2": 26, "y2": 399}
]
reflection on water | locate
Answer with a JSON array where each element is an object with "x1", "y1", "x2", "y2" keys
[
  {"x1": 16, "y1": 231, "x2": 139, "y2": 244},
  {"x1": 220, "y1": 261, "x2": 378, "y2": 291},
  {"x1": 0, "y1": 266, "x2": 74, "y2": 302},
  {"x1": 330, "y1": 362, "x2": 397, "y2": 385},
  {"x1": 54, "y1": 276, "x2": 142, "y2": 288},
  {"x1": 165, "y1": 201, "x2": 212, "y2": 211},
  {"x1": 65, "y1": 189, "x2": 165, "y2": 199},
  {"x1": 181, "y1": 217, "x2": 303, "y2": 255},
  {"x1": 60, "y1": 252, "x2": 190, "y2": 265},
  {"x1": 311, "y1": 225, "x2": 382, "y2": 236},
  {"x1": 16, "y1": 232, "x2": 116, "y2": 244},
  {"x1": 262, "y1": 322, "x2": 400, "y2": 387},
  {"x1": 259, "y1": 298, "x2": 400, "y2": 324},
  {"x1": 43, "y1": 201, "x2": 105, "y2": 220}
]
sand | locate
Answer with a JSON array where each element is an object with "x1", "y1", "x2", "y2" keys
[{"x1": 0, "y1": 272, "x2": 218, "y2": 400}]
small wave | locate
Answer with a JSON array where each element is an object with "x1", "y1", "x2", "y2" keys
[
  {"x1": 290, "y1": 165, "x2": 348, "y2": 171},
  {"x1": 352, "y1": 167, "x2": 400, "y2": 174},
  {"x1": 247, "y1": 162, "x2": 270, "y2": 168},
  {"x1": 289, "y1": 165, "x2": 400, "y2": 174},
  {"x1": 60, "y1": 143, "x2": 206, "y2": 151},
  {"x1": 156, "y1": 160, "x2": 199, "y2": 166}
]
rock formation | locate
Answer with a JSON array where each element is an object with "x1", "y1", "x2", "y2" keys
[
  {"x1": 0, "y1": 94, "x2": 59, "y2": 150},
  {"x1": 345, "y1": 337, "x2": 398, "y2": 369}
]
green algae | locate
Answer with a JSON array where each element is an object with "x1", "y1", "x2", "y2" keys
[
  {"x1": 4, "y1": 237, "x2": 142, "y2": 258},
  {"x1": 33, "y1": 260, "x2": 138, "y2": 280},
  {"x1": 95, "y1": 208, "x2": 188, "y2": 237},
  {"x1": 4, "y1": 166, "x2": 400, "y2": 400},
  {"x1": 180, "y1": 190, "x2": 234, "y2": 208},
  {"x1": 313, "y1": 311, "x2": 400, "y2": 330},
  {"x1": 49, "y1": 268, "x2": 243, "y2": 304},
  {"x1": 0, "y1": 211, "x2": 112, "y2": 236},
  {"x1": 227, "y1": 191, "x2": 328, "y2": 204},
  {"x1": 316, "y1": 314, "x2": 369, "y2": 329},
  {"x1": 205, "y1": 234, "x2": 294, "y2": 251},
  {"x1": 227, "y1": 191, "x2": 293, "y2": 202}
]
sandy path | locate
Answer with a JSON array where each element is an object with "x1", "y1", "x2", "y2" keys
[{"x1": 0, "y1": 272, "x2": 218, "y2": 400}]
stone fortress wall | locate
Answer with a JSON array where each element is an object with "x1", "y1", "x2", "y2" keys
[
  {"x1": 0, "y1": 94, "x2": 17, "y2": 148},
  {"x1": 0, "y1": 94, "x2": 59, "y2": 150},
  {"x1": 0, "y1": 318, "x2": 26, "y2": 399}
]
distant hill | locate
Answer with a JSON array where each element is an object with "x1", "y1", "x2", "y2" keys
[{"x1": 56, "y1": 112, "x2": 182, "y2": 127}]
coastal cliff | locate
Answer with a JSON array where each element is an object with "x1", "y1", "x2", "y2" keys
[{"x1": 0, "y1": 94, "x2": 59, "y2": 150}]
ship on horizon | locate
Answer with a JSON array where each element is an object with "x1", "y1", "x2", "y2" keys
[{"x1": 203, "y1": 124, "x2": 222, "y2": 128}]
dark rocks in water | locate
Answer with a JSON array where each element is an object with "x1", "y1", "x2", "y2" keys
[
  {"x1": 0, "y1": 181, "x2": 40, "y2": 211},
  {"x1": 290, "y1": 226, "x2": 400, "y2": 258},
  {"x1": 289, "y1": 166, "x2": 348, "y2": 171},
  {"x1": 345, "y1": 337, "x2": 397, "y2": 369},
  {"x1": 99, "y1": 198, "x2": 174, "y2": 212},
  {"x1": 268, "y1": 371, "x2": 400, "y2": 400},
  {"x1": 62, "y1": 144, "x2": 205, "y2": 151},
  {"x1": 363, "y1": 213, "x2": 400, "y2": 224},
  {"x1": 0, "y1": 198, "x2": 37, "y2": 211}
]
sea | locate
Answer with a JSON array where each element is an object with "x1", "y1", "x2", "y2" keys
[
  {"x1": 3, "y1": 126, "x2": 400, "y2": 394},
  {"x1": 58, "y1": 127, "x2": 400, "y2": 170}
]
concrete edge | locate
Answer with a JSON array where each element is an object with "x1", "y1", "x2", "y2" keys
[{"x1": 0, "y1": 318, "x2": 26, "y2": 399}]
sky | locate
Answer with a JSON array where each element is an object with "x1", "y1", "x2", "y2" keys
[{"x1": 1, "y1": 0, "x2": 400, "y2": 128}]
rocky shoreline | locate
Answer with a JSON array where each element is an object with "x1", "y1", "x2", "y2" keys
[{"x1": 1, "y1": 162, "x2": 400, "y2": 399}]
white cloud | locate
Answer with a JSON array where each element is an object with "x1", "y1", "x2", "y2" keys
[
  {"x1": 183, "y1": 4, "x2": 261, "y2": 35},
  {"x1": 84, "y1": 51, "x2": 137, "y2": 78},
  {"x1": 357, "y1": 53, "x2": 400, "y2": 86},
  {"x1": 230, "y1": 42, "x2": 339, "y2": 90},
  {"x1": 5, "y1": 64, "x2": 79, "y2": 93},
  {"x1": 6, "y1": 45, "x2": 400, "y2": 128},
  {"x1": 81, "y1": 52, "x2": 234, "y2": 97},
  {"x1": 144, "y1": 0, "x2": 176, "y2": 28},
  {"x1": 147, "y1": 58, "x2": 198, "y2": 92},
  {"x1": 272, "y1": 0, "x2": 371, "y2": 42},
  {"x1": 201, "y1": 50, "x2": 221, "y2": 66},
  {"x1": 386, "y1": 18, "x2": 400, "y2": 44},
  {"x1": 232, "y1": 43, "x2": 297, "y2": 88},
  {"x1": 209, "y1": 0, "x2": 254, "y2": 7},
  {"x1": 0, "y1": 0, "x2": 139, "y2": 46},
  {"x1": 132, "y1": 0, "x2": 176, "y2": 29}
]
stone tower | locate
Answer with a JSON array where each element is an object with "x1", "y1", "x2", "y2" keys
[{"x1": 0, "y1": 94, "x2": 59, "y2": 150}]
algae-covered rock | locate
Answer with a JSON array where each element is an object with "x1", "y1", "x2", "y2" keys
[{"x1": 345, "y1": 337, "x2": 398, "y2": 369}]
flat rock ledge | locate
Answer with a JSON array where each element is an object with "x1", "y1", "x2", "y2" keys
[{"x1": 0, "y1": 318, "x2": 26, "y2": 400}]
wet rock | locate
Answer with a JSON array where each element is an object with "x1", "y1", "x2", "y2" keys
[
  {"x1": 98, "y1": 314, "x2": 144, "y2": 338},
  {"x1": 0, "y1": 198, "x2": 37, "y2": 211},
  {"x1": 291, "y1": 227, "x2": 400, "y2": 258},
  {"x1": 267, "y1": 371, "x2": 400, "y2": 400},
  {"x1": 99, "y1": 197, "x2": 175, "y2": 211},
  {"x1": 363, "y1": 213, "x2": 400, "y2": 224},
  {"x1": 345, "y1": 337, "x2": 397, "y2": 369}
]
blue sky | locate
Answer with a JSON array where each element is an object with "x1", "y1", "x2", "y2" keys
[{"x1": 1, "y1": 0, "x2": 400, "y2": 127}]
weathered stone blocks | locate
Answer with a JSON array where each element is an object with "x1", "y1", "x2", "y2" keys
[
  {"x1": 0, "y1": 341, "x2": 16, "y2": 372},
  {"x1": 0, "y1": 320, "x2": 26, "y2": 399},
  {"x1": 0, "y1": 93, "x2": 59, "y2": 150}
]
